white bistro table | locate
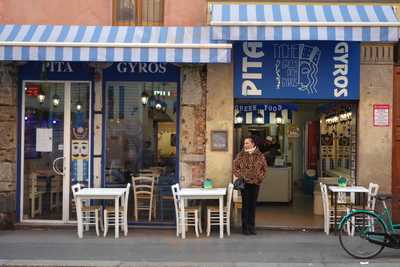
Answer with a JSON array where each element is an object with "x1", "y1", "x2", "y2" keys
[
  {"x1": 328, "y1": 186, "x2": 369, "y2": 234},
  {"x1": 74, "y1": 188, "x2": 126, "y2": 239},
  {"x1": 177, "y1": 188, "x2": 226, "y2": 239}
]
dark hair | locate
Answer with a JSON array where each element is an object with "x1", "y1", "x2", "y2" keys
[{"x1": 244, "y1": 136, "x2": 255, "y2": 145}]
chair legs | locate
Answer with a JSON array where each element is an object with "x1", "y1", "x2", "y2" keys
[
  {"x1": 206, "y1": 210, "x2": 230, "y2": 237},
  {"x1": 104, "y1": 210, "x2": 128, "y2": 237},
  {"x1": 95, "y1": 210, "x2": 100, "y2": 237}
]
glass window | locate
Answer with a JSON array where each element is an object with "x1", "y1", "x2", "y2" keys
[
  {"x1": 105, "y1": 81, "x2": 178, "y2": 223},
  {"x1": 113, "y1": 0, "x2": 164, "y2": 26}
]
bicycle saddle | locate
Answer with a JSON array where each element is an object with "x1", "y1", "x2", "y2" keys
[{"x1": 376, "y1": 194, "x2": 392, "y2": 201}]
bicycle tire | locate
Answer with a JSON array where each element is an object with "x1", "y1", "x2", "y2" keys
[{"x1": 338, "y1": 211, "x2": 387, "y2": 259}]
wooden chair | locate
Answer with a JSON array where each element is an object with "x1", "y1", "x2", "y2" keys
[
  {"x1": 320, "y1": 182, "x2": 347, "y2": 235},
  {"x1": 171, "y1": 183, "x2": 202, "y2": 238},
  {"x1": 137, "y1": 170, "x2": 160, "y2": 219},
  {"x1": 71, "y1": 183, "x2": 102, "y2": 236},
  {"x1": 206, "y1": 183, "x2": 234, "y2": 237},
  {"x1": 346, "y1": 183, "x2": 380, "y2": 236},
  {"x1": 50, "y1": 175, "x2": 63, "y2": 210},
  {"x1": 132, "y1": 176, "x2": 155, "y2": 222},
  {"x1": 28, "y1": 173, "x2": 46, "y2": 218},
  {"x1": 103, "y1": 183, "x2": 131, "y2": 237}
]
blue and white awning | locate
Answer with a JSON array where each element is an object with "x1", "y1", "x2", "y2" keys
[
  {"x1": 210, "y1": 4, "x2": 400, "y2": 41},
  {"x1": 0, "y1": 25, "x2": 232, "y2": 63}
]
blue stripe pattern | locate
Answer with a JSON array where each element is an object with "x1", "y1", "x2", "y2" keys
[
  {"x1": 0, "y1": 25, "x2": 231, "y2": 63},
  {"x1": 211, "y1": 4, "x2": 400, "y2": 41}
]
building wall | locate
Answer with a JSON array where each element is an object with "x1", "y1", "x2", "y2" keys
[
  {"x1": 164, "y1": 0, "x2": 207, "y2": 26},
  {"x1": 205, "y1": 64, "x2": 234, "y2": 187},
  {"x1": 358, "y1": 44, "x2": 394, "y2": 193},
  {"x1": 0, "y1": 0, "x2": 112, "y2": 25},
  {"x1": 179, "y1": 65, "x2": 207, "y2": 187},
  {"x1": 0, "y1": 63, "x2": 18, "y2": 228}
]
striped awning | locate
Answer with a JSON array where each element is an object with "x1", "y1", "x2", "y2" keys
[
  {"x1": 210, "y1": 4, "x2": 400, "y2": 41},
  {"x1": 0, "y1": 25, "x2": 232, "y2": 63}
]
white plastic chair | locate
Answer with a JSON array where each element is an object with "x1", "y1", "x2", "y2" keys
[
  {"x1": 171, "y1": 183, "x2": 202, "y2": 238},
  {"x1": 320, "y1": 182, "x2": 347, "y2": 235},
  {"x1": 71, "y1": 183, "x2": 102, "y2": 237},
  {"x1": 206, "y1": 183, "x2": 234, "y2": 237},
  {"x1": 103, "y1": 183, "x2": 131, "y2": 237}
]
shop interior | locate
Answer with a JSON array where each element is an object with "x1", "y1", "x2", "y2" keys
[
  {"x1": 234, "y1": 101, "x2": 357, "y2": 229},
  {"x1": 104, "y1": 81, "x2": 178, "y2": 224}
]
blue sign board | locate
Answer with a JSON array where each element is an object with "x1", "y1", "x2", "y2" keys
[
  {"x1": 19, "y1": 61, "x2": 93, "y2": 81},
  {"x1": 103, "y1": 62, "x2": 180, "y2": 82},
  {"x1": 234, "y1": 41, "x2": 360, "y2": 100}
]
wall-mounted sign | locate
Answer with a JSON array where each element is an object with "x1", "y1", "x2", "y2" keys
[
  {"x1": 103, "y1": 62, "x2": 180, "y2": 82},
  {"x1": 19, "y1": 62, "x2": 92, "y2": 81},
  {"x1": 373, "y1": 104, "x2": 390, "y2": 127},
  {"x1": 25, "y1": 84, "x2": 40, "y2": 97},
  {"x1": 287, "y1": 125, "x2": 301, "y2": 138},
  {"x1": 210, "y1": 130, "x2": 228, "y2": 151},
  {"x1": 234, "y1": 41, "x2": 360, "y2": 100},
  {"x1": 235, "y1": 104, "x2": 298, "y2": 112}
]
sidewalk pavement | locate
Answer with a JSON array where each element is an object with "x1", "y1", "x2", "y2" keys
[{"x1": 0, "y1": 227, "x2": 399, "y2": 267}]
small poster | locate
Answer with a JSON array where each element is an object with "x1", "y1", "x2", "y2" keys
[
  {"x1": 373, "y1": 104, "x2": 390, "y2": 127},
  {"x1": 287, "y1": 125, "x2": 300, "y2": 138},
  {"x1": 36, "y1": 128, "x2": 53, "y2": 152}
]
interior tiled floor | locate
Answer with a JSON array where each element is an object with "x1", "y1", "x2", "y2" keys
[{"x1": 255, "y1": 190, "x2": 324, "y2": 229}]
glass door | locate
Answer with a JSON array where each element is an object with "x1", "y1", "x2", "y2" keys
[
  {"x1": 21, "y1": 81, "x2": 91, "y2": 223},
  {"x1": 68, "y1": 82, "x2": 91, "y2": 221}
]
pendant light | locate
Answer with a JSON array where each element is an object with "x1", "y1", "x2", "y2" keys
[
  {"x1": 235, "y1": 112, "x2": 244, "y2": 124},
  {"x1": 161, "y1": 97, "x2": 167, "y2": 113},
  {"x1": 155, "y1": 97, "x2": 163, "y2": 111},
  {"x1": 276, "y1": 110, "x2": 283, "y2": 124},
  {"x1": 37, "y1": 84, "x2": 46, "y2": 104},
  {"x1": 52, "y1": 88, "x2": 60, "y2": 107},
  {"x1": 76, "y1": 88, "x2": 82, "y2": 111},
  {"x1": 255, "y1": 111, "x2": 264, "y2": 124},
  {"x1": 141, "y1": 84, "x2": 149, "y2": 105}
]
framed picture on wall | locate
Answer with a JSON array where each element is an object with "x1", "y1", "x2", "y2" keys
[{"x1": 210, "y1": 130, "x2": 228, "y2": 151}]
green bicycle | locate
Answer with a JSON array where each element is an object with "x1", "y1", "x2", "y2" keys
[{"x1": 338, "y1": 194, "x2": 400, "y2": 259}]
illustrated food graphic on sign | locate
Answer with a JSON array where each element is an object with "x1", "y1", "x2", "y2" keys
[{"x1": 274, "y1": 44, "x2": 321, "y2": 95}]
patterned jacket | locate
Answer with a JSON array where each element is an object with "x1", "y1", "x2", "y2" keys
[{"x1": 233, "y1": 148, "x2": 267, "y2": 185}]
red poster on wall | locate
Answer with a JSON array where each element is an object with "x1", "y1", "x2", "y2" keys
[
  {"x1": 307, "y1": 121, "x2": 319, "y2": 170},
  {"x1": 373, "y1": 104, "x2": 390, "y2": 127}
]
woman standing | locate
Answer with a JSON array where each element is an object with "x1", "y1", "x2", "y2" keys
[{"x1": 233, "y1": 136, "x2": 267, "y2": 235}]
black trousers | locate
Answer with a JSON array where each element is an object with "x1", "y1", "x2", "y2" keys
[{"x1": 241, "y1": 183, "x2": 259, "y2": 231}]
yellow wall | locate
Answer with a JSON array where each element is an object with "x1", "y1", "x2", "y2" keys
[
  {"x1": 205, "y1": 64, "x2": 234, "y2": 187},
  {"x1": 158, "y1": 122, "x2": 176, "y2": 158}
]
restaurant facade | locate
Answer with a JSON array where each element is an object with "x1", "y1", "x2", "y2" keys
[{"x1": 0, "y1": 1, "x2": 399, "y2": 228}]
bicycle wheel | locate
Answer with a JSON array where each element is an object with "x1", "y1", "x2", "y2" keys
[{"x1": 339, "y1": 211, "x2": 387, "y2": 259}]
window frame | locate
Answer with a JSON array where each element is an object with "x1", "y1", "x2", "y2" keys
[{"x1": 112, "y1": 0, "x2": 165, "y2": 26}]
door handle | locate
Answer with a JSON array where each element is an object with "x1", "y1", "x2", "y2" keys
[{"x1": 53, "y1": 156, "x2": 64, "y2": 175}]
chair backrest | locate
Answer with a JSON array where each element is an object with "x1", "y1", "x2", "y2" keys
[
  {"x1": 368, "y1": 182, "x2": 379, "y2": 210},
  {"x1": 319, "y1": 182, "x2": 329, "y2": 213},
  {"x1": 171, "y1": 183, "x2": 180, "y2": 218},
  {"x1": 71, "y1": 183, "x2": 83, "y2": 200},
  {"x1": 123, "y1": 183, "x2": 131, "y2": 210},
  {"x1": 226, "y1": 183, "x2": 234, "y2": 218},
  {"x1": 132, "y1": 176, "x2": 155, "y2": 203}
]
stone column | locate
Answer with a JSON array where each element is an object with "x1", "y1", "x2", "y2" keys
[
  {"x1": 179, "y1": 65, "x2": 207, "y2": 187},
  {"x1": 0, "y1": 62, "x2": 18, "y2": 228},
  {"x1": 205, "y1": 64, "x2": 234, "y2": 187},
  {"x1": 358, "y1": 44, "x2": 394, "y2": 193}
]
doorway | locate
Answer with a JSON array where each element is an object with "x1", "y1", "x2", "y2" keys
[{"x1": 20, "y1": 81, "x2": 92, "y2": 223}]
